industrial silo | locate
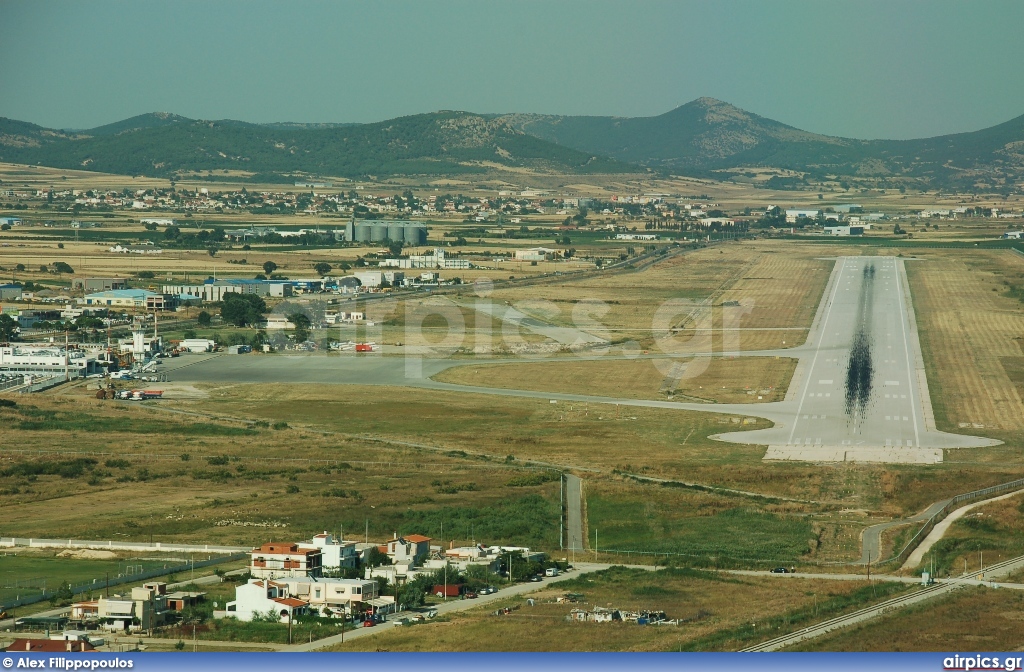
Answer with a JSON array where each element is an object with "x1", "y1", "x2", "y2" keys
[
  {"x1": 387, "y1": 222, "x2": 404, "y2": 242},
  {"x1": 370, "y1": 223, "x2": 388, "y2": 242},
  {"x1": 354, "y1": 223, "x2": 372, "y2": 243},
  {"x1": 403, "y1": 224, "x2": 427, "y2": 245}
]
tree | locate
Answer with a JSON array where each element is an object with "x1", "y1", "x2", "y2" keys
[
  {"x1": 15, "y1": 263, "x2": 24, "y2": 272},
  {"x1": 387, "y1": 240, "x2": 404, "y2": 257},
  {"x1": 49, "y1": 580, "x2": 74, "y2": 607},
  {"x1": 52, "y1": 261, "x2": 74, "y2": 274},
  {"x1": 196, "y1": 311, "x2": 212, "y2": 327},
  {"x1": 0, "y1": 313, "x2": 18, "y2": 342},
  {"x1": 208, "y1": 247, "x2": 218, "y2": 257},
  {"x1": 288, "y1": 312, "x2": 311, "y2": 343},
  {"x1": 313, "y1": 262, "x2": 332, "y2": 276},
  {"x1": 220, "y1": 293, "x2": 268, "y2": 327},
  {"x1": 263, "y1": 260, "x2": 278, "y2": 275}
]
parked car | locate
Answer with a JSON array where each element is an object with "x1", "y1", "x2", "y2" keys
[
  {"x1": 363, "y1": 619, "x2": 376, "y2": 627},
  {"x1": 529, "y1": 575, "x2": 542, "y2": 582},
  {"x1": 770, "y1": 567, "x2": 790, "y2": 574},
  {"x1": 464, "y1": 591, "x2": 478, "y2": 599}
]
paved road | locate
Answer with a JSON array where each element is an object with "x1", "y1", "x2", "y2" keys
[
  {"x1": 565, "y1": 474, "x2": 584, "y2": 554},
  {"x1": 282, "y1": 562, "x2": 615, "y2": 651},
  {"x1": 903, "y1": 489, "x2": 1024, "y2": 569},
  {"x1": 858, "y1": 498, "x2": 951, "y2": 565}
]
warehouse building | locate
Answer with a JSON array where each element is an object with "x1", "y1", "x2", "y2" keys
[
  {"x1": 73, "y1": 278, "x2": 128, "y2": 292},
  {"x1": 82, "y1": 289, "x2": 170, "y2": 310}
]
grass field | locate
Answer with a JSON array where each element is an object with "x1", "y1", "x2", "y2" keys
[
  {"x1": 907, "y1": 250, "x2": 1024, "y2": 432},
  {"x1": 0, "y1": 550, "x2": 188, "y2": 603},
  {"x1": 433, "y1": 356, "x2": 797, "y2": 403},
  {"x1": 326, "y1": 566, "x2": 910, "y2": 651},
  {"x1": 795, "y1": 586, "x2": 1024, "y2": 651}
]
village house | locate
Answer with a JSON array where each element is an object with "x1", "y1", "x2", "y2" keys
[
  {"x1": 223, "y1": 579, "x2": 310, "y2": 623},
  {"x1": 249, "y1": 542, "x2": 323, "y2": 579}
]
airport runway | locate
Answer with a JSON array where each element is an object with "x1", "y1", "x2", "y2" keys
[
  {"x1": 715, "y1": 256, "x2": 998, "y2": 463},
  {"x1": 165, "y1": 256, "x2": 997, "y2": 464}
]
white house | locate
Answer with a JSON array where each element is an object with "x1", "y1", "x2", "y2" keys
[
  {"x1": 277, "y1": 577, "x2": 388, "y2": 617},
  {"x1": 223, "y1": 579, "x2": 309, "y2": 623},
  {"x1": 249, "y1": 542, "x2": 323, "y2": 579},
  {"x1": 300, "y1": 533, "x2": 359, "y2": 570}
]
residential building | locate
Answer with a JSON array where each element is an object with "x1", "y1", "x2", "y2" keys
[
  {"x1": 223, "y1": 579, "x2": 309, "y2": 622},
  {"x1": 278, "y1": 577, "x2": 387, "y2": 617},
  {"x1": 381, "y1": 533, "x2": 431, "y2": 565},
  {"x1": 97, "y1": 584, "x2": 167, "y2": 631},
  {"x1": 250, "y1": 541, "x2": 323, "y2": 579},
  {"x1": 302, "y1": 532, "x2": 359, "y2": 570}
]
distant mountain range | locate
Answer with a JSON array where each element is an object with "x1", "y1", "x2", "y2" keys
[
  {"x1": 0, "y1": 111, "x2": 628, "y2": 180},
  {"x1": 499, "y1": 98, "x2": 1024, "y2": 191},
  {"x1": 2, "y1": 98, "x2": 1022, "y2": 190}
]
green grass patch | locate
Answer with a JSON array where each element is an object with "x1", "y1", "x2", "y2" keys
[
  {"x1": 588, "y1": 494, "x2": 814, "y2": 563},
  {"x1": 396, "y1": 494, "x2": 558, "y2": 549}
]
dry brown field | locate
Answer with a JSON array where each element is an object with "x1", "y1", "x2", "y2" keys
[
  {"x1": 795, "y1": 585, "x2": 1024, "y2": 651},
  {"x1": 326, "y1": 566, "x2": 908, "y2": 651},
  {"x1": 484, "y1": 241, "x2": 834, "y2": 352},
  {"x1": 433, "y1": 356, "x2": 797, "y2": 404},
  {"x1": 906, "y1": 250, "x2": 1024, "y2": 432}
]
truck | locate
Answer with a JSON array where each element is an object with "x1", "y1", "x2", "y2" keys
[{"x1": 355, "y1": 343, "x2": 375, "y2": 352}]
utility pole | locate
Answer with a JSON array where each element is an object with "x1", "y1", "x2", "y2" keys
[{"x1": 559, "y1": 473, "x2": 564, "y2": 551}]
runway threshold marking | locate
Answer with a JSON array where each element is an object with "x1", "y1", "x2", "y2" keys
[{"x1": 788, "y1": 258, "x2": 847, "y2": 445}]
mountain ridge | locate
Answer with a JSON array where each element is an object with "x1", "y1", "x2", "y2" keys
[{"x1": 2, "y1": 99, "x2": 1023, "y2": 190}]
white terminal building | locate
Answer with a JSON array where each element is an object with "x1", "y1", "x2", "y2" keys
[{"x1": 0, "y1": 345, "x2": 98, "y2": 377}]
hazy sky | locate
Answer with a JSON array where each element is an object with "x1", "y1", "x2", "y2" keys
[{"x1": 2, "y1": 0, "x2": 1023, "y2": 139}]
